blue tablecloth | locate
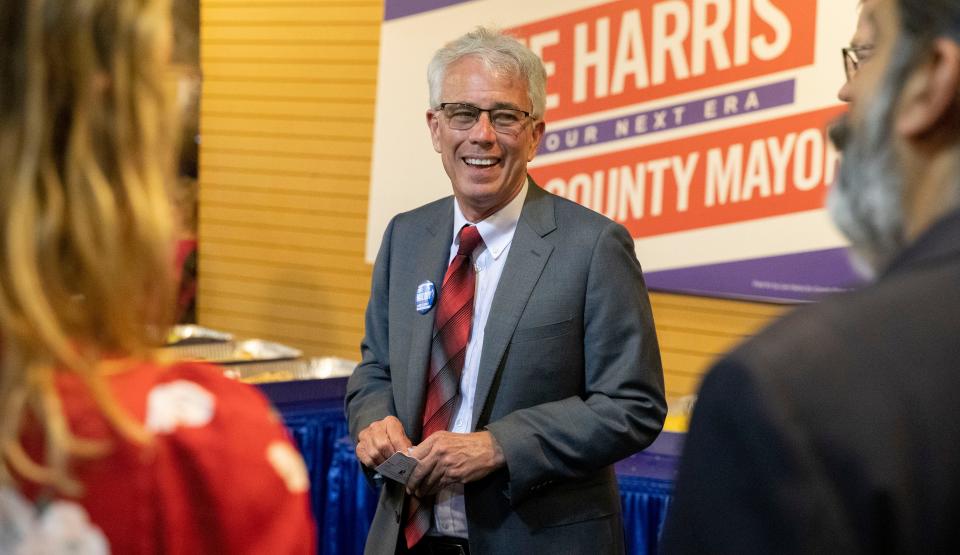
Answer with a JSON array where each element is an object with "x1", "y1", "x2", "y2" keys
[
  {"x1": 323, "y1": 437, "x2": 380, "y2": 555},
  {"x1": 258, "y1": 377, "x2": 350, "y2": 539},
  {"x1": 260, "y1": 378, "x2": 681, "y2": 555}
]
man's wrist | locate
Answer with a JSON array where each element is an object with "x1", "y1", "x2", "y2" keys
[{"x1": 482, "y1": 430, "x2": 506, "y2": 469}]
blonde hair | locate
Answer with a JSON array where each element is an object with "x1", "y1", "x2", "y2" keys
[{"x1": 0, "y1": 0, "x2": 176, "y2": 494}]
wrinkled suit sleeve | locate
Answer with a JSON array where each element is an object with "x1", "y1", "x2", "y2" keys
[{"x1": 345, "y1": 218, "x2": 398, "y2": 447}]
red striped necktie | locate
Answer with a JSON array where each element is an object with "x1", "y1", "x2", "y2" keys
[{"x1": 404, "y1": 224, "x2": 484, "y2": 549}]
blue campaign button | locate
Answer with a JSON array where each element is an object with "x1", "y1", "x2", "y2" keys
[{"x1": 415, "y1": 281, "x2": 436, "y2": 314}]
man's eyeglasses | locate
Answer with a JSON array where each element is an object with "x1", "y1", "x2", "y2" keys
[
  {"x1": 437, "y1": 103, "x2": 533, "y2": 135},
  {"x1": 842, "y1": 45, "x2": 874, "y2": 81}
]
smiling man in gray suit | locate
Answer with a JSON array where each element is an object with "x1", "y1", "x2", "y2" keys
[{"x1": 346, "y1": 27, "x2": 666, "y2": 555}]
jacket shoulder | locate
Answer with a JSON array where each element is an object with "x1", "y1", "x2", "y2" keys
[
  {"x1": 391, "y1": 196, "x2": 451, "y2": 226},
  {"x1": 721, "y1": 257, "x2": 960, "y2": 432},
  {"x1": 545, "y1": 188, "x2": 619, "y2": 228}
]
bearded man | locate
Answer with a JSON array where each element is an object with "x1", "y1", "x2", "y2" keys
[{"x1": 661, "y1": 0, "x2": 960, "y2": 552}]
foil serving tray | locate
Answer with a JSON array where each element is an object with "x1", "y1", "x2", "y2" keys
[
  {"x1": 225, "y1": 356, "x2": 356, "y2": 384},
  {"x1": 163, "y1": 339, "x2": 302, "y2": 365},
  {"x1": 165, "y1": 325, "x2": 233, "y2": 346}
]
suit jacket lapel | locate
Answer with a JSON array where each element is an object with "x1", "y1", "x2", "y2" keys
[
  {"x1": 403, "y1": 199, "x2": 454, "y2": 441},
  {"x1": 471, "y1": 182, "x2": 556, "y2": 430}
]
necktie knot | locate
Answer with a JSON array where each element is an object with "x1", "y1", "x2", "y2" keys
[{"x1": 457, "y1": 224, "x2": 483, "y2": 256}]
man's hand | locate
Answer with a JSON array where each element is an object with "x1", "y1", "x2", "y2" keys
[
  {"x1": 405, "y1": 431, "x2": 506, "y2": 497},
  {"x1": 355, "y1": 416, "x2": 413, "y2": 469}
]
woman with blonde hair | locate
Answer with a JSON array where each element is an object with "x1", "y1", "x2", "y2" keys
[{"x1": 0, "y1": 0, "x2": 315, "y2": 552}]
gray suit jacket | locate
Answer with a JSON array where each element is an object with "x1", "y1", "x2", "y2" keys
[{"x1": 346, "y1": 181, "x2": 666, "y2": 554}]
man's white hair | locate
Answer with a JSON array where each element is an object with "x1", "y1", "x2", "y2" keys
[{"x1": 427, "y1": 27, "x2": 547, "y2": 120}]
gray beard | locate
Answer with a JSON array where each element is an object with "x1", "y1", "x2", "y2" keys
[{"x1": 827, "y1": 41, "x2": 916, "y2": 279}]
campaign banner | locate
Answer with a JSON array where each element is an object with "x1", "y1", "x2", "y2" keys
[
  {"x1": 509, "y1": 0, "x2": 816, "y2": 121},
  {"x1": 369, "y1": 0, "x2": 864, "y2": 302}
]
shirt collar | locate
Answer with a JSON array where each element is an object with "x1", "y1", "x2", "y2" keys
[{"x1": 452, "y1": 178, "x2": 528, "y2": 261}]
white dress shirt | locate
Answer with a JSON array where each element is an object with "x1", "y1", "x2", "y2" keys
[{"x1": 431, "y1": 181, "x2": 528, "y2": 538}]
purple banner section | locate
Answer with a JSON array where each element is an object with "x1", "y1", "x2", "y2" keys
[
  {"x1": 644, "y1": 247, "x2": 865, "y2": 303},
  {"x1": 384, "y1": 0, "x2": 475, "y2": 21},
  {"x1": 539, "y1": 79, "x2": 796, "y2": 156}
]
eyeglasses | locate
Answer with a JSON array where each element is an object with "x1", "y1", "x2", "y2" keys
[
  {"x1": 437, "y1": 102, "x2": 533, "y2": 135},
  {"x1": 842, "y1": 45, "x2": 874, "y2": 81}
]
